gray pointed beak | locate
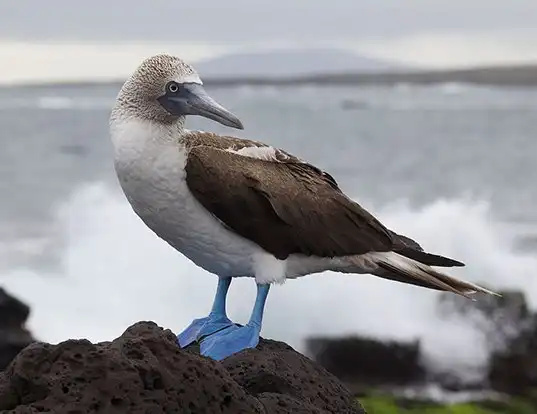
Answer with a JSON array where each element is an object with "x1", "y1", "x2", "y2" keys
[{"x1": 161, "y1": 83, "x2": 244, "y2": 130}]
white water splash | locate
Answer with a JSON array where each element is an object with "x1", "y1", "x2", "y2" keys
[{"x1": 2, "y1": 182, "x2": 536, "y2": 384}]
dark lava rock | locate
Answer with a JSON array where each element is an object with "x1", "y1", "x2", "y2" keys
[
  {"x1": 307, "y1": 336, "x2": 425, "y2": 391},
  {"x1": 0, "y1": 321, "x2": 365, "y2": 414},
  {"x1": 0, "y1": 288, "x2": 34, "y2": 370}
]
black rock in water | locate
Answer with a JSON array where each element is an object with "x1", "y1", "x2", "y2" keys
[
  {"x1": 307, "y1": 336, "x2": 425, "y2": 392},
  {"x1": 0, "y1": 287, "x2": 34, "y2": 371},
  {"x1": 438, "y1": 288, "x2": 537, "y2": 395},
  {"x1": 0, "y1": 321, "x2": 366, "y2": 414}
]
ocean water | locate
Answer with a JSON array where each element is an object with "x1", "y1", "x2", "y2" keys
[{"x1": 1, "y1": 82, "x2": 536, "y2": 383}]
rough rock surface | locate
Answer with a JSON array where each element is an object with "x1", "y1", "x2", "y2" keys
[
  {"x1": 0, "y1": 321, "x2": 366, "y2": 414},
  {"x1": 0, "y1": 288, "x2": 34, "y2": 371}
]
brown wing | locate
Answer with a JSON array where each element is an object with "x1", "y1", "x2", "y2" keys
[{"x1": 185, "y1": 145, "x2": 396, "y2": 260}]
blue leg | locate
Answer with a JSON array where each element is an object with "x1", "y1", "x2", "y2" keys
[
  {"x1": 177, "y1": 277, "x2": 238, "y2": 348},
  {"x1": 200, "y1": 283, "x2": 270, "y2": 361}
]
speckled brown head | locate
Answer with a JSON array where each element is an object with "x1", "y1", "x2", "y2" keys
[{"x1": 111, "y1": 54, "x2": 244, "y2": 129}]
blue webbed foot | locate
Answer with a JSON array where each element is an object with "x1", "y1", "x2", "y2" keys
[
  {"x1": 177, "y1": 277, "x2": 236, "y2": 348},
  {"x1": 177, "y1": 279, "x2": 270, "y2": 361},
  {"x1": 200, "y1": 322, "x2": 261, "y2": 361},
  {"x1": 177, "y1": 313, "x2": 237, "y2": 348}
]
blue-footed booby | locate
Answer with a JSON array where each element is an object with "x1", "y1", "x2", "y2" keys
[{"x1": 109, "y1": 54, "x2": 497, "y2": 361}]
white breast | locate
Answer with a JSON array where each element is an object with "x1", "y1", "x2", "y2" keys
[{"x1": 110, "y1": 118, "x2": 265, "y2": 278}]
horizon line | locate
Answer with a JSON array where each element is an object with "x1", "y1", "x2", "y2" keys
[{"x1": 2, "y1": 61, "x2": 537, "y2": 89}]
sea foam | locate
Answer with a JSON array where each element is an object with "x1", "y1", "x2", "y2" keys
[{"x1": 2, "y1": 181, "x2": 536, "y2": 383}]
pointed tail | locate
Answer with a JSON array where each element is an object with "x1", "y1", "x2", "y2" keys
[{"x1": 371, "y1": 251, "x2": 499, "y2": 299}]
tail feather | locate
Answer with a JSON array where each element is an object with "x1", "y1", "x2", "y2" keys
[
  {"x1": 389, "y1": 232, "x2": 465, "y2": 267},
  {"x1": 374, "y1": 266, "x2": 451, "y2": 292},
  {"x1": 372, "y1": 252, "x2": 499, "y2": 299},
  {"x1": 395, "y1": 248, "x2": 465, "y2": 267}
]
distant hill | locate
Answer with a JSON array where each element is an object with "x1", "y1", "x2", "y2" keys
[
  {"x1": 194, "y1": 48, "x2": 407, "y2": 78},
  {"x1": 5, "y1": 62, "x2": 537, "y2": 90},
  {"x1": 198, "y1": 63, "x2": 537, "y2": 88}
]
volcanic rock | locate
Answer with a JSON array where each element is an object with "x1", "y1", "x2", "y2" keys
[
  {"x1": 0, "y1": 321, "x2": 366, "y2": 413},
  {"x1": 0, "y1": 287, "x2": 34, "y2": 371}
]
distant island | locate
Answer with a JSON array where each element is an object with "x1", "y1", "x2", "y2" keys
[
  {"x1": 194, "y1": 48, "x2": 407, "y2": 78},
  {"x1": 194, "y1": 49, "x2": 537, "y2": 87},
  {"x1": 199, "y1": 64, "x2": 537, "y2": 88},
  {"x1": 3, "y1": 48, "x2": 537, "y2": 88}
]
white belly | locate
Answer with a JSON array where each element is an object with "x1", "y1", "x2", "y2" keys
[{"x1": 115, "y1": 145, "x2": 263, "y2": 277}]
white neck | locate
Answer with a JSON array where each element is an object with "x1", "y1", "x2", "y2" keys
[{"x1": 109, "y1": 115, "x2": 188, "y2": 163}]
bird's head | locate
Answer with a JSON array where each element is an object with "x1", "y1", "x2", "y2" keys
[{"x1": 112, "y1": 54, "x2": 243, "y2": 129}]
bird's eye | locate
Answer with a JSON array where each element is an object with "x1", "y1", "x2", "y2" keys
[{"x1": 167, "y1": 82, "x2": 179, "y2": 93}]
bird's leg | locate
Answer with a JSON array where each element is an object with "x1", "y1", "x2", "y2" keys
[
  {"x1": 177, "y1": 277, "x2": 238, "y2": 348},
  {"x1": 200, "y1": 283, "x2": 270, "y2": 361}
]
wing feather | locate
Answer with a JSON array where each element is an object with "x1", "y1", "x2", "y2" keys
[{"x1": 185, "y1": 145, "x2": 395, "y2": 259}]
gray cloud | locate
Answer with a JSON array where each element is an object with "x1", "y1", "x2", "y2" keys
[{"x1": 1, "y1": 0, "x2": 537, "y2": 43}]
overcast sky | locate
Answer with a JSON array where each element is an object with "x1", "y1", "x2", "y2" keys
[{"x1": 1, "y1": 1, "x2": 537, "y2": 82}]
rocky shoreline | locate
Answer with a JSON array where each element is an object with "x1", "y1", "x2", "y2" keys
[
  {"x1": 0, "y1": 288, "x2": 364, "y2": 413},
  {"x1": 307, "y1": 289, "x2": 537, "y2": 413},
  {"x1": 2, "y1": 286, "x2": 537, "y2": 413},
  {"x1": 0, "y1": 321, "x2": 364, "y2": 413}
]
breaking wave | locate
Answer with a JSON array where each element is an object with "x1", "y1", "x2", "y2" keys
[{"x1": 2, "y1": 182, "x2": 536, "y2": 382}]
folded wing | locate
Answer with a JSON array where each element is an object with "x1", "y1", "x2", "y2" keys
[{"x1": 185, "y1": 145, "x2": 395, "y2": 260}]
